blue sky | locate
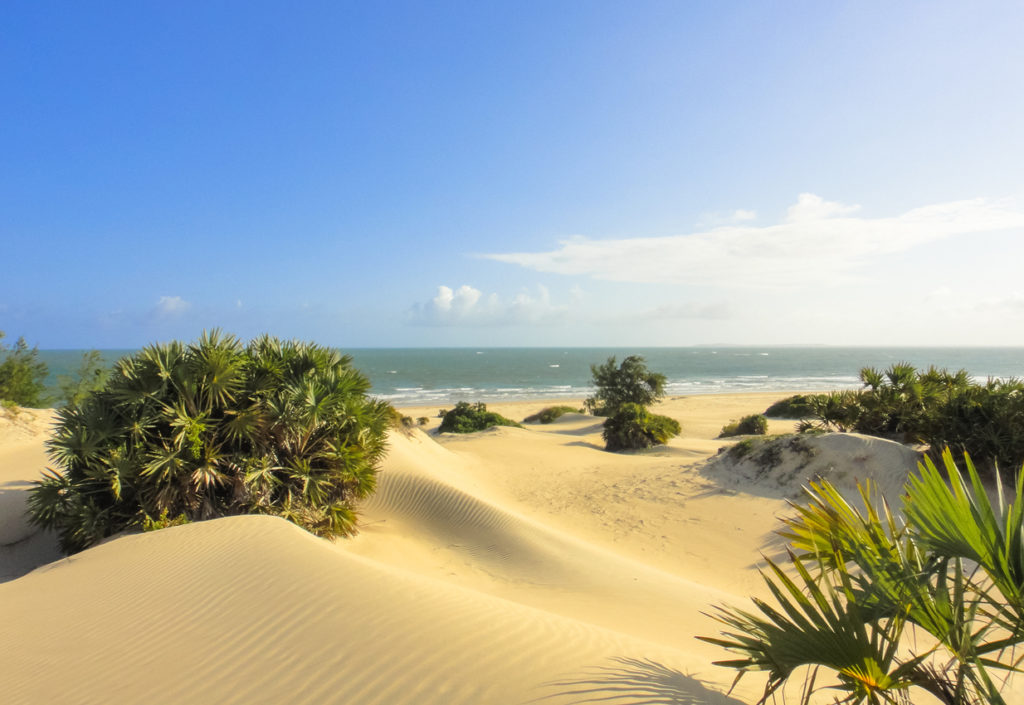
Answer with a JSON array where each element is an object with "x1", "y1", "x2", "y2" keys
[{"x1": 3, "y1": 1, "x2": 1023, "y2": 348}]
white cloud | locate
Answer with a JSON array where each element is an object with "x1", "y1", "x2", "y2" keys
[
  {"x1": 697, "y1": 208, "x2": 757, "y2": 227},
  {"x1": 431, "y1": 285, "x2": 486, "y2": 317},
  {"x1": 784, "y1": 193, "x2": 860, "y2": 222},
  {"x1": 482, "y1": 195, "x2": 1024, "y2": 288},
  {"x1": 154, "y1": 295, "x2": 190, "y2": 316},
  {"x1": 409, "y1": 284, "x2": 568, "y2": 326}
]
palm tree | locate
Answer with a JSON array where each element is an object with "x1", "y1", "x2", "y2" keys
[
  {"x1": 28, "y1": 331, "x2": 391, "y2": 553},
  {"x1": 700, "y1": 449, "x2": 1024, "y2": 704}
]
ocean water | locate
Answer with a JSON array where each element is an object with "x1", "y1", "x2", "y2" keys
[{"x1": 36, "y1": 347, "x2": 1024, "y2": 407}]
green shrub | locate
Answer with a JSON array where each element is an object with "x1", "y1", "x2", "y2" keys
[
  {"x1": 384, "y1": 405, "x2": 406, "y2": 429},
  {"x1": 438, "y1": 401, "x2": 520, "y2": 433},
  {"x1": 0, "y1": 331, "x2": 48, "y2": 407},
  {"x1": 523, "y1": 405, "x2": 581, "y2": 424},
  {"x1": 727, "y1": 438, "x2": 755, "y2": 460},
  {"x1": 585, "y1": 355, "x2": 667, "y2": 416},
  {"x1": 141, "y1": 510, "x2": 191, "y2": 532},
  {"x1": 56, "y1": 350, "x2": 110, "y2": 407},
  {"x1": 763, "y1": 394, "x2": 816, "y2": 418},
  {"x1": 602, "y1": 402, "x2": 680, "y2": 451},
  {"x1": 801, "y1": 363, "x2": 1024, "y2": 480},
  {"x1": 416, "y1": 416, "x2": 430, "y2": 426},
  {"x1": 719, "y1": 413, "x2": 768, "y2": 438},
  {"x1": 26, "y1": 331, "x2": 391, "y2": 554}
]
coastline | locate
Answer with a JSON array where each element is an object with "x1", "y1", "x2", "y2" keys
[{"x1": 396, "y1": 389, "x2": 817, "y2": 437}]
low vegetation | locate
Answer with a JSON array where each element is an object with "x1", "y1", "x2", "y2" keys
[
  {"x1": 798, "y1": 363, "x2": 1024, "y2": 481},
  {"x1": 0, "y1": 331, "x2": 48, "y2": 407},
  {"x1": 0, "y1": 332, "x2": 116, "y2": 409},
  {"x1": 702, "y1": 450, "x2": 1024, "y2": 704},
  {"x1": 438, "y1": 401, "x2": 520, "y2": 433},
  {"x1": 763, "y1": 393, "x2": 815, "y2": 418},
  {"x1": 56, "y1": 350, "x2": 111, "y2": 407},
  {"x1": 585, "y1": 355, "x2": 679, "y2": 451},
  {"x1": 602, "y1": 402, "x2": 680, "y2": 451},
  {"x1": 722, "y1": 434, "x2": 818, "y2": 480},
  {"x1": 523, "y1": 405, "x2": 581, "y2": 424},
  {"x1": 719, "y1": 413, "x2": 768, "y2": 437},
  {"x1": 27, "y1": 331, "x2": 391, "y2": 554}
]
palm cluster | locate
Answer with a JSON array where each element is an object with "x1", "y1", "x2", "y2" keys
[
  {"x1": 28, "y1": 331, "x2": 391, "y2": 554},
  {"x1": 803, "y1": 364, "x2": 1024, "y2": 481},
  {"x1": 701, "y1": 450, "x2": 1024, "y2": 704}
]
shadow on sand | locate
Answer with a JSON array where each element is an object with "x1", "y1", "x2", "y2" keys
[{"x1": 538, "y1": 657, "x2": 745, "y2": 705}]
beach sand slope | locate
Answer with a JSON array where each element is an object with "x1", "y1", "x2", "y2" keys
[{"x1": 0, "y1": 395, "x2": 948, "y2": 704}]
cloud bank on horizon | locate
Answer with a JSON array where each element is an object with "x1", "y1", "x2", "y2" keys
[
  {"x1": 480, "y1": 194, "x2": 1024, "y2": 288},
  {"x1": 409, "y1": 284, "x2": 571, "y2": 326}
]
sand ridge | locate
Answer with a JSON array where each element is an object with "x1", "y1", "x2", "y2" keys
[{"x1": 0, "y1": 393, "x2": 938, "y2": 704}]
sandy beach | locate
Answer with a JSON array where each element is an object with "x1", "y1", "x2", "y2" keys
[{"x1": 0, "y1": 394, "x2": 939, "y2": 704}]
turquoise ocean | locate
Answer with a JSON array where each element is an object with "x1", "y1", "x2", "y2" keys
[{"x1": 37, "y1": 347, "x2": 1024, "y2": 407}]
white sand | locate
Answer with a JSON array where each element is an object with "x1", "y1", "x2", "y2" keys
[{"x1": 0, "y1": 395, "x2": 957, "y2": 704}]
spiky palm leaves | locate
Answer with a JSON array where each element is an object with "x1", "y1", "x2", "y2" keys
[
  {"x1": 802, "y1": 365, "x2": 1024, "y2": 481},
  {"x1": 27, "y1": 331, "x2": 391, "y2": 553},
  {"x1": 700, "y1": 450, "x2": 1024, "y2": 704}
]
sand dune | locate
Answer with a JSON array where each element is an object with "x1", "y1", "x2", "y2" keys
[
  {"x1": 0, "y1": 394, "x2": 938, "y2": 704},
  {"x1": 0, "y1": 514, "x2": 745, "y2": 705},
  {"x1": 0, "y1": 409, "x2": 60, "y2": 581}
]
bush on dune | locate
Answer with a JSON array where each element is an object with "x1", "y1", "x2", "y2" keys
[
  {"x1": 56, "y1": 350, "x2": 111, "y2": 407},
  {"x1": 523, "y1": 405, "x2": 582, "y2": 424},
  {"x1": 719, "y1": 413, "x2": 768, "y2": 438},
  {"x1": 763, "y1": 394, "x2": 816, "y2": 418},
  {"x1": 438, "y1": 401, "x2": 520, "y2": 433},
  {"x1": 0, "y1": 331, "x2": 49, "y2": 408},
  {"x1": 585, "y1": 355, "x2": 680, "y2": 451},
  {"x1": 602, "y1": 403, "x2": 680, "y2": 451},
  {"x1": 27, "y1": 331, "x2": 391, "y2": 554},
  {"x1": 801, "y1": 363, "x2": 1024, "y2": 480}
]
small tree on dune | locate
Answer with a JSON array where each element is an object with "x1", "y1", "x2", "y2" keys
[
  {"x1": 586, "y1": 355, "x2": 678, "y2": 451},
  {"x1": 585, "y1": 355, "x2": 667, "y2": 416},
  {"x1": 0, "y1": 331, "x2": 49, "y2": 407},
  {"x1": 27, "y1": 331, "x2": 392, "y2": 553}
]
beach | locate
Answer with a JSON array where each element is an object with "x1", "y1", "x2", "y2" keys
[{"x1": 0, "y1": 393, "x2": 946, "y2": 704}]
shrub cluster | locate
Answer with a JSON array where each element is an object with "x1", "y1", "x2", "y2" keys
[
  {"x1": 584, "y1": 355, "x2": 680, "y2": 451},
  {"x1": 602, "y1": 402, "x2": 681, "y2": 451},
  {"x1": 719, "y1": 413, "x2": 768, "y2": 438},
  {"x1": 0, "y1": 331, "x2": 48, "y2": 407},
  {"x1": 801, "y1": 363, "x2": 1024, "y2": 480},
  {"x1": 523, "y1": 405, "x2": 581, "y2": 424},
  {"x1": 27, "y1": 332, "x2": 391, "y2": 554},
  {"x1": 763, "y1": 394, "x2": 815, "y2": 418},
  {"x1": 438, "y1": 401, "x2": 520, "y2": 433}
]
